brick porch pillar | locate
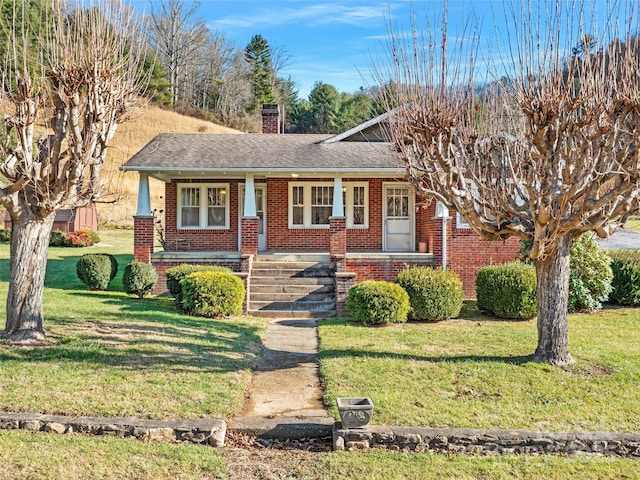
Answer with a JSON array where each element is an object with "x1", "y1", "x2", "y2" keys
[
  {"x1": 241, "y1": 216, "x2": 259, "y2": 257},
  {"x1": 330, "y1": 216, "x2": 346, "y2": 258},
  {"x1": 134, "y1": 215, "x2": 154, "y2": 263}
]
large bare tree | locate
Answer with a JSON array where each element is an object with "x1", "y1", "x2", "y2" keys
[
  {"x1": 147, "y1": 0, "x2": 208, "y2": 109},
  {"x1": 380, "y1": 1, "x2": 640, "y2": 365},
  {"x1": 0, "y1": 0, "x2": 148, "y2": 342}
]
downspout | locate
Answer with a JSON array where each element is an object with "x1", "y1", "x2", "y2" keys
[{"x1": 435, "y1": 201, "x2": 449, "y2": 270}]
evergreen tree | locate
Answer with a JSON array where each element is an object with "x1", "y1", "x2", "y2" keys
[{"x1": 244, "y1": 34, "x2": 275, "y2": 110}]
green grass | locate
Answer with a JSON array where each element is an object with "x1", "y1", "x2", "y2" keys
[
  {"x1": 319, "y1": 303, "x2": 640, "y2": 432},
  {"x1": 1, "y1": 430, "x2": 639, "y2": 479},
  {"x1": 624, "y1": 217, "x2": 640, "y2": 233},
  {"x1": 322, "y1": 451, "x2": 640, "y2": 480},
  {"x1": 0, "y1": 430, "x2": 227, "y2": 479},
  {"x1": 0, "y1": 230, "x2": 266, "y2": 419}
]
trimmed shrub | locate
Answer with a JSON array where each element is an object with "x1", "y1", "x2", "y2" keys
[
  {"x1": 346, "y1": 280, "x2": 409, "y2": 325},
  {"x1": 608, "y1": 249, "x2": 640, "y2": 306},
  {"x1": 396, "y1": 266, "x2": 463, "y2": 321},
  {"x1": 80, "y1": 229, "x2": 101, "y2": 244},
  {"x1": 123, "y1": 262, "x2": 158, "y2": 298},
  {"x1": 476, "y1": 261, "x2": 537, "y2": 319},
  {"x1": 568, "y1": 234, "x2": 613, "y2": 312},
  {"x1": 76, "y1": 253, "x2": 118, "y2": 290},
  {"x1": 0, "y1": 228, "x2": 10, "y2": 243},
  {"x1": 520, "y1": 233, "x2": 613, "y2": 312},
  {"x1": 50, "y1": 230, "x2": 67, "y2": 246},
  {"x1": 166, "y1": 264, "x2": 233, "y2": 304},
  {"x1": 181, "y1": 271, "x2": 245, "y2": 318},
  {"x1": 64, "y1": 231, "x2": 93, "y2": 247}
]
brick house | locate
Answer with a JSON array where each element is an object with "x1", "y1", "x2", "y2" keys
[{"x1": 122, "y1": 105, "x2": 519, "y2": 317}]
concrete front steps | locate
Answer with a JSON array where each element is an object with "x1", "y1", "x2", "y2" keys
[{"x1": 248, "y1": 260, "x2": 336, "y2": 318}]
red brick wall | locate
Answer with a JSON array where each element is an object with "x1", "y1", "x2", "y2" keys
[
  {"x1": 265, "y1": 177, "x2": 385, "y2": 252},
  {"x1": 152, "y1": 259, "x2": 241, "y2": 293},
  {"x1": 165, "y1": 180, "x2": 240, "y2": 251},
  {"x1": 448, "y1": 216, "x2": 521, "y2": 297},
  {"x1": 347, "y1": 260, "x2": 435, "y2": 281}
]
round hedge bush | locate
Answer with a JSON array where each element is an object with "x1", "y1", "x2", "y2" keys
[
  {"x1": 123, "y1": 262, "x2": 158, "y2": 298},
  {"x1": 608, "y1": 249, "x2": 640, "y2": 306},
  {"x1": 476, "y1": 261, "x2": 537, "y2": 319},
  {"x1": 568, "y1": 233, "x2": 613, "y2": 312},
  {"x1": 346, "y1": 280, "x2": 409, "y2": 325},
  {"x1": 396, "y1": 266, "x2": 463, "y2": 321},
  {"x1": 76, "y1": 253, "x2": 118, "y2": 290},
  {"x1": 181, "y1": 271, "x2": 245, "y2": 318},
  {"x1": 166, "y1": 263, "x2": 233, "y2": 303}
]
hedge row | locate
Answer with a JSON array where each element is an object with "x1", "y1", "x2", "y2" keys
[{"x1": 608, "y1": 249, "x2": 640, "y2": 306}]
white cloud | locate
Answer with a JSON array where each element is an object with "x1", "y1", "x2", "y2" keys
[{"x1": 208, "y1": 2, "x2": 396, "y2": 30}]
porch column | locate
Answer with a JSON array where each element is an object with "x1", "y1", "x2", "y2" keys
[
  {"x1": 136, "y1": 172, "x2": 152, "y2": 216},
  {"x1": 243, "y1": 174, "x2": 257, "y2": 217},
  {"x1": 134, "y1": 173, "x2": 153, "y2": 263},
  {"x1": 332, "y1": 177, "x2": 344, "y2": 217},
  {"x1": 241, "y1": 174, "x2": 259, "y2": 257}
]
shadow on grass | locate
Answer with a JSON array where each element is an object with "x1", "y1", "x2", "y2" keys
[
  {"x1": 0, "y1": 290, "x2": 263, "y2": 375},
  {"x1": 319, "y1": 348, "x2": 533, "y2": 366}
]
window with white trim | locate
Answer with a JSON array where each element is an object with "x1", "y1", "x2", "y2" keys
[
  {"x1": 177, "y1": 183, "x2": 229, "y2": 229},
  {"x1": 344, "y1": 183, "x2": 368, "y2": 228},
  {"x1": 289, "y1": 181, "x2": 368, "y2": 229}
]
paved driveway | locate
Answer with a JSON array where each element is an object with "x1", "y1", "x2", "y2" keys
[{"x1": 596, "y1": 228, "x2": 640, "y2": 250}]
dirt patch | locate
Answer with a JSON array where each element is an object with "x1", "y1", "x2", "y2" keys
[
  {"x1": 224, "y1": 432, "x2": 331, "y2": 479},
  {"x1": 224, "y1": 448, "x2": 327, "y2": 480},
  {"x1": 564, "y1": 363, "x2": 614, "y2": 376}
]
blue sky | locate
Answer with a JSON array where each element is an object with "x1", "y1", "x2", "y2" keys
[{"x1": 127, "y1": 1, "x2": 634, "y2": 100}]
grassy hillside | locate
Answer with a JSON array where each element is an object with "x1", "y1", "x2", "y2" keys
[{"x1": 100, "y1": 106, "x2": 242, "y2": 227}]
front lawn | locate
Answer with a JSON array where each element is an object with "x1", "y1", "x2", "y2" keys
[
  {"x1": 319, "y1": 304, "x2": 640, "y2": 432},
  {"x1": 2, "y1": 429, "x2": 639, "y2": 479},
  {"x1": 0, "y1": 230, "x2": 266, "y2": 419}
]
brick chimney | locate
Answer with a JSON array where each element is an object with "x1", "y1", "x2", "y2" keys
[{"x1": 261, "y1": 104, "x2": 280, "y2": 134}]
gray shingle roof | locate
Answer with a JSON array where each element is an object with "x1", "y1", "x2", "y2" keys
[{"x1": 121, "y1": 133, "x2": 403, "y2": 174}]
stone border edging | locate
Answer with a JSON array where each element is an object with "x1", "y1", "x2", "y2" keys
[
  {"x1": 0, "y1": 412, "x2": 226, "y2": 447},
  {"x1": 333, "y1": 424, "x2": 640, "y2": 457}
]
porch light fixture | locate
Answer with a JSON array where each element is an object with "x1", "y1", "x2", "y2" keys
[
  {"x1": 291, "y1": 173, "x2": 299, "y2": 178},
  {"x1": 220, "y1": 188, "x2": 227, "y2": 195}
]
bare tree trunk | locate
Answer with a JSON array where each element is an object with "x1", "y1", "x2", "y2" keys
[
  {"x1": 3, "y1": 215, "x2": 55, "y2": 342},
  {"x1": 533, "y1": 236, "x2": 575, "y2": 366}
]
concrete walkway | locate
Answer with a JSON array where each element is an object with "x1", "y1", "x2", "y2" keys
[
  {"x1": 231, "y1": 318, "x2": 333, "y2": 437},
  {"x1": 241, "y1": 318, "x2": 330, "y2": 418}
]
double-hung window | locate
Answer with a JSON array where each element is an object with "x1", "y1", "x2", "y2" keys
[
  {"x1": 343, "y1": 183, "x2": 368, "y2": 228},
  {"x1": 289, "y1": 181, "x2": 368, "y2": 228},
  {"x1": 177, "y1": 183, "x2": 229, "y2": 229}
]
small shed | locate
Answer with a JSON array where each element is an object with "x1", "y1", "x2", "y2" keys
[{"x1": 3, "y1": 205, "x2": 98, "y2": 233}]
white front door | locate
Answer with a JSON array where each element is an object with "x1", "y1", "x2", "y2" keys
[
  {"x1": 239, "y1": 185, "x2": 267, "y2": 251},
  {"x1": 383, "y1": 184, "x2": 414, "y2": 251}
]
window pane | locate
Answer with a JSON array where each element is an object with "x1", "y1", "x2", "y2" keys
[
  {"x1": 292, "y1": 186, "x2": 304, "y2": 225},
  {"x1": 353, "y1": 206, "x2": 365, "y2": 225},
  {"x1": 181, "y1": 187, "x2": 200, "y2": 207},
  {"x1": 312, "y1": 206, "x2": 331, "y2": 225},
  {"x1": 208, "y1": 206, "x2": 225, "y2": 226},
  {"x1": 311, "y1": 186, "x2": 332, "y2": 206},
  {"x1": 354, "y1": 186, "x2": 364, "y2": 206},
  {"x1": 181, "y1": 188, "x2": 200, "y2": 227},
  {"x1": 208, "y1": 187, "x2": 225, "y2": 206},
  {"x1": 181, "y1": 207, "x2": 200, "y2": 227}
]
